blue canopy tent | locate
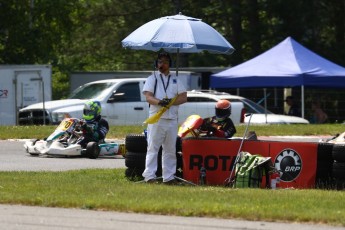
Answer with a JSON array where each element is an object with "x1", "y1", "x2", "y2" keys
[{"x1": 210, "y1": 37, "x2": 345, "y2": 118}]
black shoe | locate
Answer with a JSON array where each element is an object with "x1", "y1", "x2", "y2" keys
[
  {"x1": 146, "y1": 179, "x2": 159, "y2": 184},
  {"x1": 163, "y1": 179, "x2": 180, "y2": 185}
]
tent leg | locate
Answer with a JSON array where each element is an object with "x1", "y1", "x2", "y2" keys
[{"x1": 301, "y1": 85, "x2": 304, "y2": 118}]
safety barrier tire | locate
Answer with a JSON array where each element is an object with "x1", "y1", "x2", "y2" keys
[
  {"x1": 315, "y1": 161, "x2": 334, "y2": 189},
  {"x1": 125, "y1": 151, "x2": 146, "y2": 168},
  {"x1": 333, "y1": 162, "x2": 345, "y2": 180},
  {"x1": 125, "y1": 134, "x2": 147, "y2": 153},
  {"x1": 124, "y1": 134, "x2": 183, "y2": 179},
  {"x1": 317, "y1": 142, "x2": 334, "y2": 161},
  {"x1": 332, "y1": 144, "x2": 345, "y2": 162},
  {"x1": 125, "y1": 150, "x2": 162, "y2": 177},
  {"x1": 125, "y1": 167, "x2": 144, "y2": 181},
  {"x1": 333, "y1": 162, "x2": 345, "y2": 190},
  {"x1": 315, "y1": 142, "x2": 334, "y2": 189}
]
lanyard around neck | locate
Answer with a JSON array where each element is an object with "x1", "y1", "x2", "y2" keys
[{"x1": 160, "y1": 74, "x2": 171, "y2": 94}]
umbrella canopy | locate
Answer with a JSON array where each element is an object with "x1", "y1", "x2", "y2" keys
[{"x1": 121, "y1": 13, "x2": 235, "y2": 55}]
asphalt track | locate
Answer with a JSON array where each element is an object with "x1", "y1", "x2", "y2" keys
[{"x1": 0, "y1": 139, "x2": 342, "y2": 230}]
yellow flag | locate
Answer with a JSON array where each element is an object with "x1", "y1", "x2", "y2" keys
[{"x1": 143, "y1": 96, "x2": 177, "y2": 124}]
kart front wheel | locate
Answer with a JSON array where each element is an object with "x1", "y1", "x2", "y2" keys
[{"x1": 86, "y1": 142, "x2": 100, "y2": 159}]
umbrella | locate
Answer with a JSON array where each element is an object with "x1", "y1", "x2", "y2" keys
[{"x1": 121, "y1": 12, "x2": 235, "y2": 75}]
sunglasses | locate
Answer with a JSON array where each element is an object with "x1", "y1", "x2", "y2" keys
[{"x1": 158, "y1": 60, "x2": 169, "y2": 65}]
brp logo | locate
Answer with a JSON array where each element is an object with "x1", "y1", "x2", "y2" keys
[
  {"x1": 275, "y1": 149, "x2": 302, "y2": 182},
  {"x1": 0, "y1": 89, "x2": 8, "y2": 98}
]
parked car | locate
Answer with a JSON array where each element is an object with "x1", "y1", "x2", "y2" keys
[
  {"x1": 18, "y1": 79, "x2": 245, "y2": 125},
  {"x1": 184, "y1": 90, "x2": 309, "y2": 124},
  {"x1": 18, "y1": 79, "x2": 308, "y2": 126}
]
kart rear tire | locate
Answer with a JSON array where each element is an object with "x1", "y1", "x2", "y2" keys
[
  {"x1": 125, "y1": 134, "x2": 147, "y2": 153},
  {"x1": 86, "y1": 142, "x2": 100, "y2": 159}
]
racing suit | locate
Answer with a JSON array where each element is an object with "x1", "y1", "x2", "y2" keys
[
  {"x1": 77, "y1": 115, "x2": 109, "y2": 148},
  {"x1": 199, "y1": 116, "x2": 236, "y2": 138}
]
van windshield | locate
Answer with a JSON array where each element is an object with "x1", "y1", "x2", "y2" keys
[{"x1": 69, "y1": 82, "x2": 115, "y2": 99}]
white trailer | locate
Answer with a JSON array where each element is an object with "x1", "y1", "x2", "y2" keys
[{"x1": 0, "y1": 65, "x2": 52, "y2": 125}]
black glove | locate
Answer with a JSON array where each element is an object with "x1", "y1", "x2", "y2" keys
[
  {"x1": 81, "y1": 123, "x2": 93, "y2": 135},
  {"x1": 207, "y1": 124, "x2": 217, "y2": 133},
  {"x1": 158, "y1": 98, "x2": 171, "y2": 107},
  {"x1": 200, "y1": 121, "x2": 216, "y2": 133}
]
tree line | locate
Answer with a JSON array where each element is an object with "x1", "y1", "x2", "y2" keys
[{"x1": 1, "y1": 0, "x2": 345, "y2": 100}]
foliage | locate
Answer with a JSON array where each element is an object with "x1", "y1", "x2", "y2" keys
[
  {"x1": 0, "y1": 0, "x2": 79, "y2": 64},
  {"x1": 1, "y1": 1, "x2": 345, "y2": 99}
]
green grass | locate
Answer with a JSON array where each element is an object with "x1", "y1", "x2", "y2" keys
[
  {"x1": 0, "y1": 169, "x2": 344, "y2": 226},
  {"x1": 1, "y1": 124, "x2": 345, "y2": 226},
  {"x1": 0, "y1": 124, "x2": 344, "y2": 140}
]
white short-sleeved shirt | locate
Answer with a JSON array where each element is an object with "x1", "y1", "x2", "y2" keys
[{"x1": 143, "y1": 71, "x2": 186, "y2": 120}]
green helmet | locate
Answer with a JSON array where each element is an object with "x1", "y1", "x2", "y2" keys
[{"x1": 83, "y1": 101, "x2": 101, "y2": 122}]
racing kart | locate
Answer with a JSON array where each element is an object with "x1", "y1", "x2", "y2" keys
[
  {"x1": 178, "y1": 115, "x2": 204, "y2": 138},
  {"x1": 24, "y1": 118, "x2": 125, "y2": 159}
]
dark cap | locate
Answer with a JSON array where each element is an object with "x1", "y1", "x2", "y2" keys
[{"x1": 157, "y1": 51, "x2": 171, "y2": 61}]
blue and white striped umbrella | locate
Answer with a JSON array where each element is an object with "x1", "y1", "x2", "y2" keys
[{"x1": 122, "y1": 13, "x2": 234, "y2": 55}]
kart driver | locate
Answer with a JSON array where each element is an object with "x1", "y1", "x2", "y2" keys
[
  {"x1": 199, "y1": 99, "x2": 236, "y2": 138},
  {"x1": 77, "y1": 100, "x2": 109, "y2": 148}
]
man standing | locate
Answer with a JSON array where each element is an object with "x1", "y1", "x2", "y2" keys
[{"x1": 142, "y1": 51, "x2": 187, "y2": 184}]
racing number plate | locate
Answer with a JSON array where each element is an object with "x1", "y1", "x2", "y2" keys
[{"x1": 56, "y1": 118, "x2": 75, "y2": 132}]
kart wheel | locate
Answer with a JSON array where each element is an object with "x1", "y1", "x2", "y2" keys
[
  {"x1": 86, "y1": 142, "x2": 100, "y2": 159},
  {"x1": 125, "y1": 134, "x2": 147, "y2": 152}
]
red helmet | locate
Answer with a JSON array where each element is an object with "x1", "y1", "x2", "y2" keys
[{"x1": 215, "y1": 100, "x2": 231, "y2": 120}]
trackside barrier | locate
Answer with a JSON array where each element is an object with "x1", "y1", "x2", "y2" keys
[{"x1": 182, "y1": 137, "x2": 318, "y2": 188}]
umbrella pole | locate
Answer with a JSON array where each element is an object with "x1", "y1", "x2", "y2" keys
[{"x1": 176, "y1": 48, "x2": 179, "y2": 76}]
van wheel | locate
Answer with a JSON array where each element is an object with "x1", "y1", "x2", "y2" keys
[
  {"x1": 86, "y1": 142, "x2": 100, "y2": 159},
  {"x1": 125, "y1": 134, "x2": 147, "y2": 152}
]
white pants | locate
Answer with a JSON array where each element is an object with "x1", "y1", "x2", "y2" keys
[{"x1": 143, "y1": 119, "x2": 178, "y2": 182}]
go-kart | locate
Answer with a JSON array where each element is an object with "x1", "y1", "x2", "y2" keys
[
  {"x1": 24, "y1": 118, "x2": 125, "y2": 159},
  {"x1": 178, "y1": 114, "x2": 227, "y2": 138},
  {"x1": 178, "y1": 115, "x2": 204, "y2": 138}
]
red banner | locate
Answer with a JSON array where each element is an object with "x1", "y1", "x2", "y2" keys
[{"x1": 182, "y1": 137, "x2": 317, "y2": 188}]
